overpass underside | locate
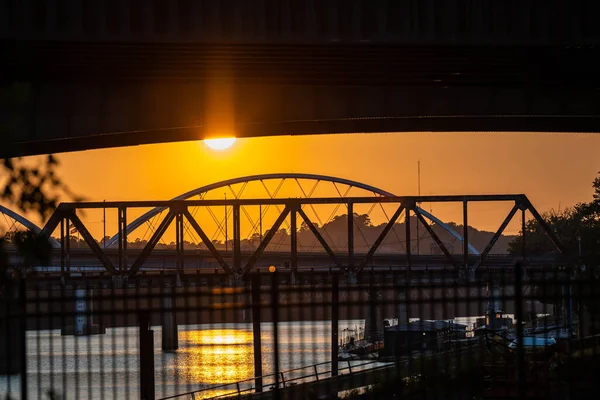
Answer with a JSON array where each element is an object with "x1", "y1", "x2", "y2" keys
[
  {"x1": 3, "y1": 45, "x2": 600, "y2": 157},
  {"x1": 2, "y1": 0, "x2": 600, "y2": 156}
]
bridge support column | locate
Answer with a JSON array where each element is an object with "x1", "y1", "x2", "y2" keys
[
  {"x1": 397, "y1": 287, "x2": 409, "y2": 327},
  {"x1": 345, "y1": 271, "x2": 357, "y2": 285},
  {"x1": 251, "y1": 275, "x2": 263, "y2": 393},
  {"x1": 112, "y1": 275, "x2": 127, "y2": 289},
  {"x1": 228, "y1": 273, "x2": 247, "y2": 322},
  {"x1": 74, "y1": 288, "x2": 88, "y2": 335},
  {"x1": 61, "y1": 288, "x2": 105, "y2": 336},
  {"x1": 364, "y1": 286, "x2": 383, "y2": 344},
  {"x1": 139, "y1": 312, "x2": 155, "y2": 400},
  {"x1": 161, "y1": 295, "x2": 178, "y2": 352}
]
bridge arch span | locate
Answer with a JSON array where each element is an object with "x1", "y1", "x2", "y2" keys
[
  {"x1": 0, "y1": 205, "x2": 61, "y2": 248},
  {"x1": 105, "y1": 173, "x2": 479, "y2": 255}
]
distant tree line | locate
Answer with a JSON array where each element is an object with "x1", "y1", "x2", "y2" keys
[{"x1": 508, "y1": 172, "x2": 600, "y2": 264}]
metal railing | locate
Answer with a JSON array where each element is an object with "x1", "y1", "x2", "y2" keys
[{"x1": 159, "y1": 360, "x2": 387, "y2": 400}]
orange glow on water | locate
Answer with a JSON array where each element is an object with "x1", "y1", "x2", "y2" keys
[{"x1": 168, "y1": 329, "x2": 255, "y2": 393}]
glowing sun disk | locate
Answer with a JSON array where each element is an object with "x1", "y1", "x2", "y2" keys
[{"x1": 204, "y1": 137, "x2": 236, "y2": 150}]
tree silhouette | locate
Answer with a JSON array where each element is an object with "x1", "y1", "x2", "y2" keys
[{"x1": 1, "y1": 83, "x2": 78, "y2": 295}]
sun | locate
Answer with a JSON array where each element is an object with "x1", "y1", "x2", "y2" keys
[{"x1": 204, "y1": 137, "x2": 236, "y2": 150}]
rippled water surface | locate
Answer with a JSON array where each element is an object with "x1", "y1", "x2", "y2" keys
[{"x1": 1, "y1": 320, "x2": 381, "y2": 399}]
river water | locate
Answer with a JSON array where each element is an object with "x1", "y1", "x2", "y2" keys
[{"x1": 1, "y1": 320, "x2": 387, "y2": 400}]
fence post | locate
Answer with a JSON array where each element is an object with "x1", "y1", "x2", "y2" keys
[
  {"x1": 139, "y1": 311, "x2": 155, "y2": 400},
  {"x1": 331, "y1": 274, "x2": 339, "y2": 377},
  {"x1": 314, "y1": 365, "x2": 319, "y2": 381},
  {"x1": 271, "y1": 271, "x2": 280, "y2": 397},
  {"x1": 251, "y1": 274, "x2": 263, "y2": 392},
  {"x1": 514, "y1": 263, "x2": 525, "y2": 398},
  {"x1": 19, "y1": 275, "x2": 27, "y2": 400}
]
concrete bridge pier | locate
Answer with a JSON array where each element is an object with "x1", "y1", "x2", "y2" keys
[
  {"x1": 397, "y1": 288, "x2": 409, "y2": 327},
  {"x1": 364, "y1": 288, "x2": 384, "y2": 343},
  {"x1": 74, "y1": 288, "x2": 89, "y2": 335},
  {"x1": 161, "y1": 294, "x2": 178, "y2": 352},
  {"x1": 228, "y1": 273, "x2": 247, "y2": 322},
  {"x1": 61, "y1": 288, "x2": 105, "y2": 336},
  {"x1": 111, "y1": 275, "x2": 127, "y2": 289}
]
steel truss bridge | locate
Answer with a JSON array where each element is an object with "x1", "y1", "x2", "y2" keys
[{"x1": 1, "y1": 174, "x2": 567, "y2": 282}]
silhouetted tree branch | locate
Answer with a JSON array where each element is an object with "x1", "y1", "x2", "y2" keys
[{"x1": 0, "y1": 83, "x2": 79, "y2": 298}]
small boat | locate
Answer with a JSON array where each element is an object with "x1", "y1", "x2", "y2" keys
[{"x1": 508, "y1": 336, "x2": 556, "y2": 352}]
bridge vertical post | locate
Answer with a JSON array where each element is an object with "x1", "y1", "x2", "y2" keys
[
  {"x1": 521, "y1": 208, "x2": 527, "y2": 261},
  {"x1": 251, "y1": 275, "x2": 263, "y2": 392},
  {"x1": 65, "y1": 217, "x2": 71, "y2": 273},
  {"x1": 60, "y1": 218, "x2": 66, "y2": 277},
  {"x1": 139, "y1": 311, "x2": 155, "y2": 400},
  {"x1": 348, "y1": 203, "x2": 354, "y2": 270},
  {"x1": 331, "y1": 274, "x2": 339, "y2": 377},
  {"x1": 233, "y1": 205, "x2": 241, "y2": 274},
  {"x1": 463, "y1": 201, "x2": 469, "y2": 271},
  {"x1": 290, "y1": 207, "x2": 298, "y2": 274},
  {"x1": 118, "y1": 207, "x2": 127, "y2": 274}
]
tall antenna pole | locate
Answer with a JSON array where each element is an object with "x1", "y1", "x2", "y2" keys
[
  {"x1": 418, "y1": 160, "x2": 421, "y2": 197},
  {"x1": 417, "y1": 160, "x2": 421, "y2": 255},
  {"x1": 103, "y1": 200, "x2": 106, "y2": 248}
]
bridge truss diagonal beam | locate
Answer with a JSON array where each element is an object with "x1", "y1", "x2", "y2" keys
[
  {"x1": 128, "y1": 212, "x2": 175, "y2": 277},
  {"x1": 244, "y1": 206, "x2": 290, "y2": 275},
  {"x1": 67, "y1": 211, "x2": 116, "y2": 274},
  {"x1": 526, "y1": 201, "x2": 566, "y2": 255},
  {"x1": 414, "y1": 208, "x2": 458, "y2": 270},
  {"x1": 183, "y1": 210, "x2": 231, "y2": 275},
  {"x1": 357, "y1": 204, "x2": 405, "y2": 274},
  {"x1": 297, "y1": 207, "x2": 341, "y2": 270},
  {"x1": 473, "y1": 203, "x2": 520, "y2": 271}
]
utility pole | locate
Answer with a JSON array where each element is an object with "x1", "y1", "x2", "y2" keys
[
  {"x1": 103, "y1": 200, "x2": 106, "y2": 248},
  {"x1": 259, "y1": 204, "x2": 262, "y2": 243}
]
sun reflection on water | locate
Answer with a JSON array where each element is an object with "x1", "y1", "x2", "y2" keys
[{"x1": 166, "y1": 329, "x2": 255, "y2": 388}]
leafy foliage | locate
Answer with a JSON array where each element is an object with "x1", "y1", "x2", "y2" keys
[
  {"x1": 508, "y1": 171, "x2": 600, "y2": 259},
  {"x1": 510, "y1": 171, "x2": 600, "y2": 333},
  {"x1": 0, "y1": 83, "x2": 77, "y2": 297}
]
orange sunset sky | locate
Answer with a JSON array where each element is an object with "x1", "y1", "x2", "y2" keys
[{"x1": 10, "y1": 131, "x2": 600, "y2": 239}]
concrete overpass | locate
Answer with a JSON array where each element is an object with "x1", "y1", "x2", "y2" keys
[{"x1": 2, "y1": 1, "x2": 600, "y2": 157}]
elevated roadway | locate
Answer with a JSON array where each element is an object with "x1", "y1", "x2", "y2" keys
[{"x1": 3, "y1": 1, "x2": 600, "y2": 157}]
